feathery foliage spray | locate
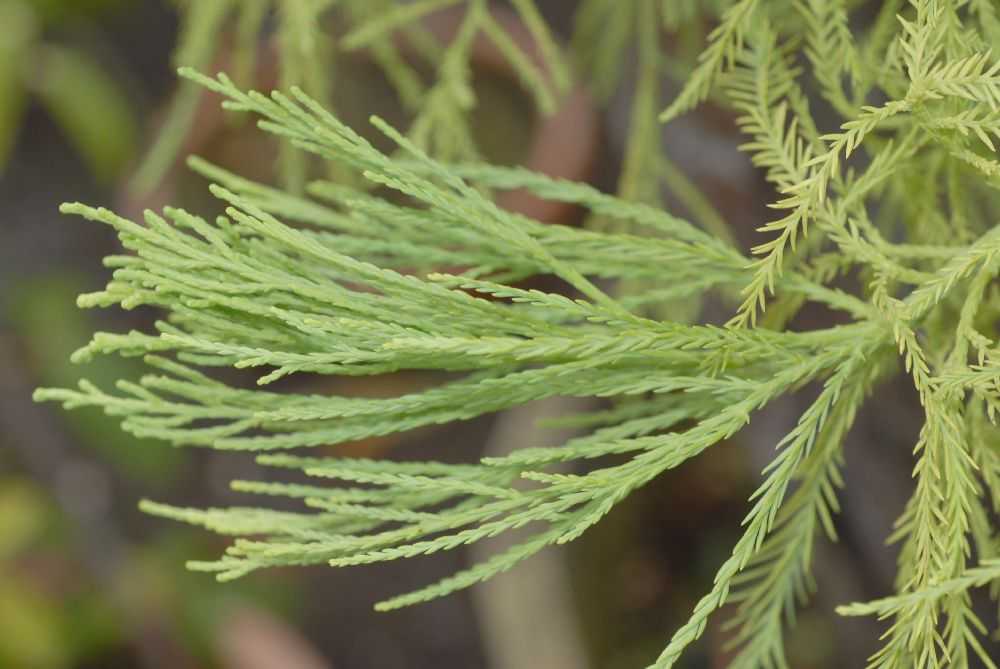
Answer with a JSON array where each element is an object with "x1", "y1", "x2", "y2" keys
[{"x1": 36, "y1": 1, "x2": 1000, "y2": 666}]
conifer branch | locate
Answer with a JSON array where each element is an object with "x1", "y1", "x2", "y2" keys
[{"x1": 33, "y1": 3, "x2": 1000, "y2": 667}]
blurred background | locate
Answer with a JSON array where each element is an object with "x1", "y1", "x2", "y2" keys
[{"x1": 0, "y1": 1, "x2": 938, "y2": 667}]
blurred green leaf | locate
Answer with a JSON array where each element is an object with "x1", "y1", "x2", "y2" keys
[
  {"x1": 29, "y1": 0, "x2": 130, "y2": 24},
  {"x1": 32, "y1": 44, "x2": 138, "y2": 183},
  {"x1": 0, "y1": 578, "x2": 68, "y2": 668},
  {"x1": 0, "y1": 1, "x2": 35, "y2": 171},
  {"x1": 0, "y1": 62, "x2": 27, "y2": 173},
  {"x1": 59, "y1": 586, "x2": 124, "y2": 663},
  {"x1": 0, "y1": 479, "x2": 50, "y2": 559},
  {"x1": 0, "y1": 1, "x2": 39, "y2": 46}
]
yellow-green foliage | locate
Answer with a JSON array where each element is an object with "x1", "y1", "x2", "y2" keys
[{"x1": 36, "y1": 1, "x2": 1000, "y2": 667}]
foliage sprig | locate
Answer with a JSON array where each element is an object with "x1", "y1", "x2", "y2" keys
[{"x1": 36, "y1": 1, "x2": 1000, "y2": 667}]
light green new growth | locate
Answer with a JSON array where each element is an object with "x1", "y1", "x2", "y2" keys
[{"x1": 36, "y1": 1, "x2": 1000, "y2": 667}]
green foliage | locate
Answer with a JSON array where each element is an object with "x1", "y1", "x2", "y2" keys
[
  {"x1": 34, "y1": 1, "x2": 1000, "y2": 667},
  {"x1": 134, "y1": 0, "x2": 568, "y2": 193}
]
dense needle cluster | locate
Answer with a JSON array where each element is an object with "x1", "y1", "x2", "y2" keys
[{"x1": 35, "y1": 1, "x2": 1000, "y2": 667}]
